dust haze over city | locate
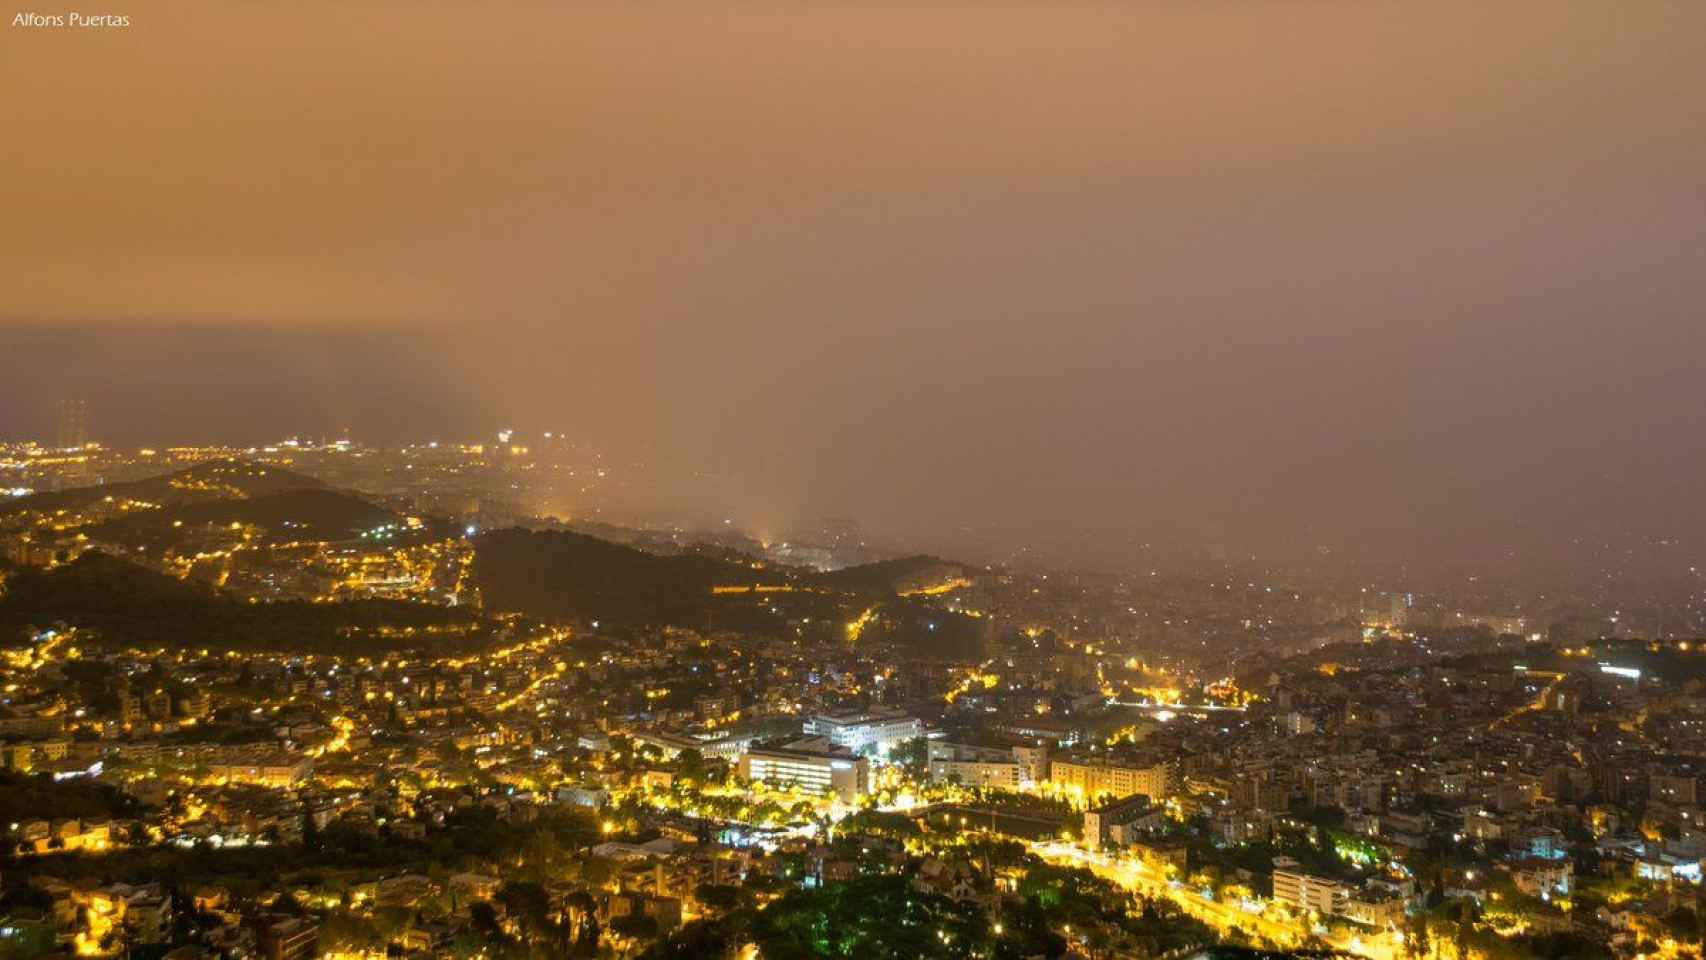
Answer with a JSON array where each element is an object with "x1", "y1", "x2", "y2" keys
[
  {"x1": 4, "y1": 4, "x2": 1706, "y2": 960},
  {"x1": 6, "y1": 0, "x2": 1705, "y2": 581}
]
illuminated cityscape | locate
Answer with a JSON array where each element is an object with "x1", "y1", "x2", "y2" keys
[
  {"x1": 0, "y1": 429, "x2": 1702, "y2": 959},
  {"x1": 6, "y1": 2, "x2": 1706, "y2": 959}
]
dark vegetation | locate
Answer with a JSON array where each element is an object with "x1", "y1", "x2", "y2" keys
[
  {"x1": 812, "y1": 555, "x2": 960, "y2": 597},
  {"x1": 471, "y1": 529, "x2": 792, "y2": 624},
  {"x1": 85, "y1": 488, "x2": 405, "y2": 549},
  {"x1": 3, "y1": 805, "x2": 598, "y2": 897},
  {"x1": 642, "y1": 863, "x2": 1223, "y2": 960},
  {"x1": 472, "y1": 531, "x2": 985, "y2": 661},
  {"x1": 0, "y1": 459, "x2": 326, "y2": 518},
  {"x1": 849, "y1": 597, "x2": 990, "y2": 660},
  {"x1": 0, "y1": 553, "x2": 491, "y2": 654},
  {"x1": 1446, "y1": 640, "x2": 1706, "y2": 685},
  {"x1": 0, "y1": 770, "x2": 146, "y2": 823},
  {"x1": 639, "y1": 874, "x2": 995, "y2": 960}
]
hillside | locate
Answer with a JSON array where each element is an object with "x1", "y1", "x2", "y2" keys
[
  {"x1": 846, "y1": 596, "x2": 991, "y2": 659},
  {"x1": 85, "y1": 488, "x2": 403, "y2": 548},
  {"x1": 0, "y1": 459, "x2": 326, "y2": 517},
  {"x1": 471, "y1": 528, "x2": 793, "y2": 623},
  {"x1": 468, "y1": 530, "x2": 990, "y2": 654},
  {"x1": 815, "y1": 555, "x2": 969, "y2": 597},
  {"x1": 0, "y1": 552, "x2": 490, "y2": 654}
]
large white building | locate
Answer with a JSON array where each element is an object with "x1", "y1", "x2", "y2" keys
[
  {"x1": 803, "y1": 709, "x2": 921, "y2": 757},
  {"x1": 1271, "y1": 858, "x2": 1348, "y2": 916},
  {"x1": 739, "y1": 738, "x2": 870, "y2": 803},
  {"x1": 927, "y1": 741, "x2": 1021, "y2": 789},
  {"x1": 629, "y1": 728, "x2": 755, "y2": 761},
  {"x1": 1049, "y1": 755, "x2": 1170, "y2": 803}
]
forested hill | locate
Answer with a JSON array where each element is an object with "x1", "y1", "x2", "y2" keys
[
  {"x1": 471, "y1": 528, "x2": 792, "y2": 624},
  {"x1": 0, "y1": 552, "x2": 491, "y2": 654},
  {"x1": 0, "y1": 459, "x2": 326, "y2": 517},
  {"x1": 812, "y1": 555, "x2": 965, "y2": 597},
  {"x1": 85, "y1": 488, "x2": 404, "y2": 548},
  {"x1": 469, "y1": 530, "x2": 982, "y2": 648}
]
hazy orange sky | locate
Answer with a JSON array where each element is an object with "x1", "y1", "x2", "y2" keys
[{"x1": 4, "y1": 1, "x2": 1705, "y2": 568}]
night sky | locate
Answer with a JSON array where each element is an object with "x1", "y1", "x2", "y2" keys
[{"x1": 4, "y1": 1, "x2": 1705, "y2": 569}]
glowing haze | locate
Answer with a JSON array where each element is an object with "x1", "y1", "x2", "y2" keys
[{"x1": 4, "y1": 0, "x2": 1705, "y2": 570}]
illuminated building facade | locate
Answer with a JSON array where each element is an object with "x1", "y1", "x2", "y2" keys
[{"x1": 738, "y1": 741, "x2": 870, "y2": 803}]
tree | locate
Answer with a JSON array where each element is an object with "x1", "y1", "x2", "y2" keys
[
  {"x1": 890, "y1": 736, "x2": 929, "y2": 780},
  {"x1": 562, "y1": 889, "x2": 598, "y2": 957},
  {"x1": 1664, "y1": 906, "x2": 1702, "y2": 943},
  {"x1": 675, "y1": 748, "x2": 708, "y2": 785},
  {"x1": 469, "y1": 901, "x2": 499, "y2": 934},
  {"x1": 301, "y1": 804, "x2": 321, "y2": 851},
  {"x1": 496, "y1": 880, "x2": 552, "y2": 942},
  {"x1": 693, "y1": 883, "x2": 750, "y2": 915},
  {"x1": 574, "y1": 914, "x2": 601, "y2": 957},
  {"x1": 580, "y1": 855, "x2": 616, "y2": 887},
  {"x1": 1406, "y1": 910, "x2": 1432, "y2": 960},
  {"x1": 610, "y1": 913, "x2": 660, "y2": 942}
]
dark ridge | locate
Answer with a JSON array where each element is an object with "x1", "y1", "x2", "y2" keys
[
  {"x1": 471, "y1": 528, "x2": 792, "y2": 624},
  {"x1": 0, "y1": 458, "x2": 327, "y2": 517},
  {"x1": 0, "y1": 551, "x2": 489, "y2": 654},
  {"x1": 814, "y1": 554, "x2": 966, "y2": 597},
  {"x1": 84, "y1": 487, "x2": 402, "y2": 548}
]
